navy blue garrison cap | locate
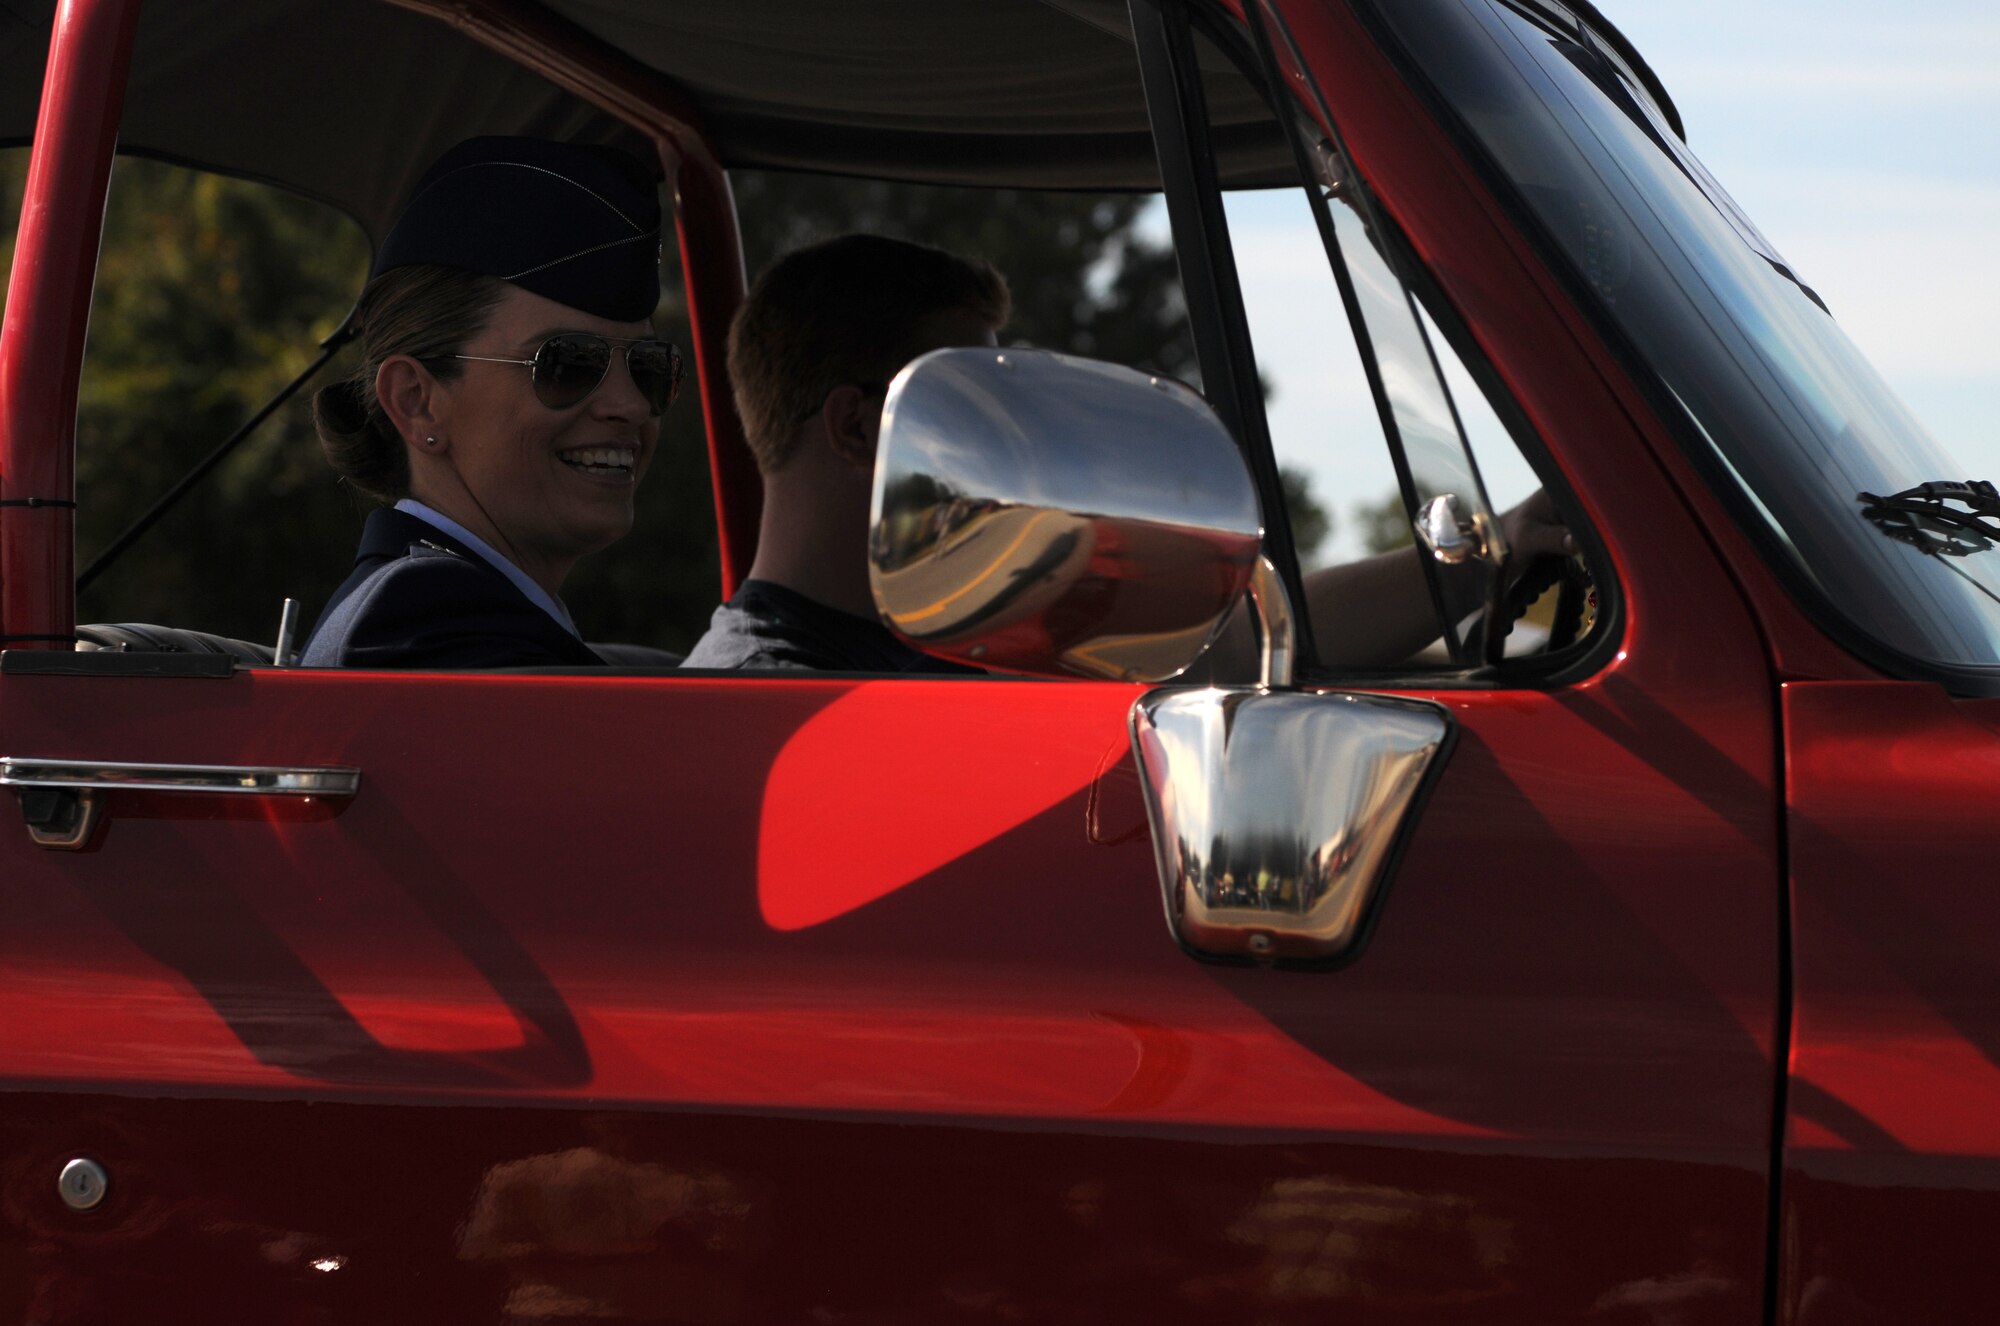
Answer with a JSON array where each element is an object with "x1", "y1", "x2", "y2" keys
[{"x1": 372, "y1": 136, "x2": 663, "y2": 322}]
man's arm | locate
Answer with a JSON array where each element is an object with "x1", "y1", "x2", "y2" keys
[{"x1": 1194, "y1": 488, "x2": 1576, "y2": 679}]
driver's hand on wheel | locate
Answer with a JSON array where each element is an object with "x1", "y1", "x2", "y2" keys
[{"x1": 1499, "y1": 487, "x2": 1576, "y2": 573}]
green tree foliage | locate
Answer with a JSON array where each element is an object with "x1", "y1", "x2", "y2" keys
[
  {"x1": 729, "y1": 174, "x2": 1196, "y2": 378},
  {"x1": 1351, "y1": 488, "x2": 1414, "y2": 555},
  {"x1": 71, "y1": 157, "x2": 371, "y2": 636},
  {"x1": 1279, "y1": 466, "x2": 1332, "y2": 568},
  {"x1": 2, "y1": 150, "x2": 1335, "y2": 648},
  {"x1": 4, "y1": 149, "x2": 375, "y2": 640}
]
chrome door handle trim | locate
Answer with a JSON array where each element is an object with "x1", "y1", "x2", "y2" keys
[{"x1": 0, "y1": 756, "x2": 359, "y2": 797}]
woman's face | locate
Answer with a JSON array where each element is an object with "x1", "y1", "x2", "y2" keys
[{"x1": 426, "y1": 284, "x2": 661, "y2": 584}]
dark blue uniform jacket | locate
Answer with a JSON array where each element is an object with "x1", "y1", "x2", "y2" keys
[{"x1": 301, "y1": 508, "x2": 603, "y2": 669}]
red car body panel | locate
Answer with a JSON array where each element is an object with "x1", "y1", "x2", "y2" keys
[
  {"x1": 1782, "y1": 681, "x2": 2000, "y2": 1322},
  {"x1": 0, "y1": 615, "x2": 1779, "y2": 1319},
  {"x1": 0, "y1": 0, "x2": 138, "y2": 647}
]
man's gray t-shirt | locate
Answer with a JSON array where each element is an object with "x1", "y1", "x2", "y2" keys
[{"x1": 682, "y1": 579, "x2": 978, "y2": 674}]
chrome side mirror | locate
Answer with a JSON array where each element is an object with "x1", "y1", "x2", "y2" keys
[
  {"x1": 870, "y1": 346, "x2": 1452, "y2": 969},
  {"x1": 870, "y1": 348, "x2": 1262, "y2": 682}
]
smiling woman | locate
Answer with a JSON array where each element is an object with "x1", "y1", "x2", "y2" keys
[{"x1": 299, "y1": 135, "x2": 677, "y2": 670}]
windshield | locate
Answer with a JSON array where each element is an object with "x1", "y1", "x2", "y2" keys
[{"x1": 1373, "y1": 0, "x2": 2000, "y2": 681}]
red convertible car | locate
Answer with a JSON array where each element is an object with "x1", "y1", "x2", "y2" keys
[{"x1": 0, "y1": 0, "x2": 1994, "y2": 1321}]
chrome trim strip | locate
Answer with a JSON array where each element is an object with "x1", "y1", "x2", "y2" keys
[
  {"x1": 1247, "y1": 555, "x2": 1296, "y2": 689},
  {"x1": 0, "y1": 757, "x2": 359, "y2": 797}
]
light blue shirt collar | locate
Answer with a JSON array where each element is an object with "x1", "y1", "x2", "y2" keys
[{"x1": 394, "y1": 498, "x2": 580, "y2": 639}]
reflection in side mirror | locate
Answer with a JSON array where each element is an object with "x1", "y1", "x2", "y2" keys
[
  {"x1": 870, "y1": 348, "x2": 1262, "y2": 682},
  {"x1": 1132, "y1": 688, "x2": 1452, "y2": 967}
]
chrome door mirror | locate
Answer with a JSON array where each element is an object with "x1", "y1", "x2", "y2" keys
[
  {"x1": 870, "y1": 348, "x2": 1263, "y2": 682},
  {"x1": 870, "y1": 346, "x2": 1452, "y2": 969}
]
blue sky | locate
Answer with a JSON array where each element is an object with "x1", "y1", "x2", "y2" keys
[
  {"x1": 1219, "y1": 0, "x2": 2000, "y2": 557},
  {"x1": 1613, "y1": 0, "x2": 2000, "y2": 475}
]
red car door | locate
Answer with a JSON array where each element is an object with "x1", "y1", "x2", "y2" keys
[{"x1": 0, "y1": 578, "x2": 1778, "y2": 1324}]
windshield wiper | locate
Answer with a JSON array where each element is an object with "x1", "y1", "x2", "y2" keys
[{"x1": 1858, "y1": 480, "x2": 2000, "y2": 557}]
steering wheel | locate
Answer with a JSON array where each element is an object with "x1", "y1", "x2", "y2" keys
[{"x1": 1487, "y1": 552, "x2": 1597, "y2": 660}]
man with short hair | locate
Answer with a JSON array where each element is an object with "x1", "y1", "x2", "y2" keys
[
  {"x1": 683, "y1": 233, "x2": 1006, "y2": 672},
  {"x1": 688, "y1": 232, "x2": 1578, "y2": 675}
]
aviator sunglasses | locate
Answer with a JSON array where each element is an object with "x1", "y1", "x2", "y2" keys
[{"x1": 442, "y1": 333, "x2": 683, "y2": 416}]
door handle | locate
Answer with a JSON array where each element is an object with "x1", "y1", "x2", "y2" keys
[
  {"x1": 0, "y1": 757, "x2": 360, "y2": 796},
  {"x1": 0, "y1": 756, "x2": 360, "y2": 849}
]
